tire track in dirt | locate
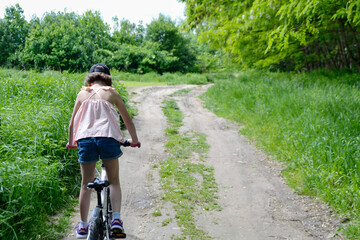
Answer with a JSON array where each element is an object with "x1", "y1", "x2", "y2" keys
[
  {"x1": 117, "y1": 85, "x2": 190, "y2": 240},
  {"x1": 62, "y1": 84, "x2": 343, "y2": 240}
]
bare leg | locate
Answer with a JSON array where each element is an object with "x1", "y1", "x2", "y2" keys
[
  {"x1": 102, "y1": 158, "x2": 121, "y2": 213},
  {"x1": 79, "y1": 162, "x2": 97, "y2": 222}
]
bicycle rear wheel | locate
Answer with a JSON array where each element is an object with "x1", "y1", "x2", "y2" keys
[
  {"x1": 87, "y1": 207, "x2": 103, "y2": 240},
  {"x1": 103, "y1": 187, "x2": 112, "y2": 239}
]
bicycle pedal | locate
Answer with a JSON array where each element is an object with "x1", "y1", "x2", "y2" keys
[{"x1": 111, "y1": 232, "x2": 126, "y2": 239}]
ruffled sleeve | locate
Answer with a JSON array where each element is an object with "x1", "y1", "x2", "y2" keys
[
  {"x1": 81, "y1": 86, "x2": 93, "y2": 91},
  {"x1": 102, "y1": 86, "x2": 116, "y2": 91}
]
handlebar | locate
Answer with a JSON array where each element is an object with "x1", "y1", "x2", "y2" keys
[
  {"x1": 66, "y1": 139, "x2": 141, "y2": 149},
  {"x1": 121, "y1": 139, "x2": 141, "y2": 148}
]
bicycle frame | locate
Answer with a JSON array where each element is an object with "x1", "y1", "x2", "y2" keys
[
  {"x1": 87, "y1": 165, "x2": 109, "y2": 240},
  {"x1": 87, "y1": 164, "x2": 126, "y2": 240},
  {"x1": 100, "y1": 164, "x2": 112, "y2": 240}
]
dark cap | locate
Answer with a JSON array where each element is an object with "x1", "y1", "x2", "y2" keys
[{"x1": 89, "y1": 63, "x2": 111, "y2": 75}]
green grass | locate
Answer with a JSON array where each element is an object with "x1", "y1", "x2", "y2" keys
[
  {"x1": 112, "y1": 71, "x2": 212, "y2": 85},
  {"x1": 202, "y1": 69, "x2": 360, "y2": 239},
  {"x1": 0, "y1": 69, "x2": 83, "y2": 239},
  {"x1": 0, "y1": 68, "x2": 130, "y2": 239},
  {"x1": 169, "y1": 88, "x2": 192, "y2": 97},
  {"x1": 0, "y1": 68, "x2": 210, "y2": 239},
  {"x1": 162, "y1": 218, "x2": 173, "y2": 226},
  {"x1": 121, "y1": 81, "x2": 167, "y2": 88},
  {"x1": 159, "y1": 99, "x2": 219, "y2": 240},
  {"x1": 152, "y1": 210, "x2": 162, "y2": 217}
]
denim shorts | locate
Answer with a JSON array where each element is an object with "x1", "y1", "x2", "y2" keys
[{"x1": 77, "y1": 137, "x2": 123, "y2": 164}]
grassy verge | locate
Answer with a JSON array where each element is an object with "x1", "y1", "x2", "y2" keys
[
  {"x1": 202, "y1": 69, "x2": 360, "y2": 239},
  {"x1": 0, "y1": 69, "x2": 83, "y2": 239},
  {"x1": 158, "y1": 98, "x2": 220, "y2": 239},
  {"x1": 0, "y1": 69, "x2": 129, "y2": 239}
]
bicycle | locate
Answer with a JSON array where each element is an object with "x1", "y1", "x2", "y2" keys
[{"x1": 86, "y1": 139, "x2": 140, "y2": 240}]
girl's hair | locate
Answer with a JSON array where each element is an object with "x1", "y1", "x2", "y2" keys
[{"x1": 85, "y1": 72, "x2": 112, "y2": 86}]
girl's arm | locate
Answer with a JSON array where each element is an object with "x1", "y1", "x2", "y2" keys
[
  {"x1": 67, "y1": 95, "x2": 82, "y2": 148},
  {"x1": 113, "y1": 92, "x2": 139, "y2": 145}
]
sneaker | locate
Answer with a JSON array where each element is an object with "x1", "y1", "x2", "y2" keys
[
  {"x1": 111, "y1": 218, "x2": 124, "y2": 233},
  {"x1": 75, "y1": 223, "x2": 88, "y2": 239}
]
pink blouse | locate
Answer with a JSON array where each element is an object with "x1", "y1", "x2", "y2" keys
[{"x1": 69, "y1": 86, "x2": 124, "y2": 147}]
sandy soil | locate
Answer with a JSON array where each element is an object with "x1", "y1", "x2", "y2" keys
[{"x1": 61, "y1": 84, "x2": 344, "y2": 240}]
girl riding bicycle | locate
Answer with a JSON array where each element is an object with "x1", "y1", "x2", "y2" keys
[{"x1": 67, "y1": 63, "x2": 140, "y2": 239}]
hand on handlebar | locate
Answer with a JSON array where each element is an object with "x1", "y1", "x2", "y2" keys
[
  {"x1": 122, "y1": 139, "x2": 141, "y2": 148},
  {"x1": 66, "y1": 143, "x2": 77, "y2": 149},
  {"x1": 130, "y1": 141, "x2": 141, "y2": 148}
]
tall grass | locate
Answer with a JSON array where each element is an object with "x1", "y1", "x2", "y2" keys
[
  {"x1": 0, "y1": 69, "x2": 130, "y2": 239},
  {"x1": 112, "y1": 71, "x2": 211, "y2": 85},
  {"x1": 0, "y1": 69, "x2": 82, "y2": 239},
  {"x1": 202, "y1": 70, "x2": 360, "y2": 238}
]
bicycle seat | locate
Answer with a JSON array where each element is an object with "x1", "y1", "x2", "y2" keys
[{"x1": 87, "y1": 177, "x2": 110, "y2": 191}]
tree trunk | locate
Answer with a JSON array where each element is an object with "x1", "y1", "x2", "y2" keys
[{"x1": 340, "y1": 20, "x2": 360, "y2": 72}]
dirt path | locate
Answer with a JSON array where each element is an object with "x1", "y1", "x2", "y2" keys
[{"x1": 62, "y1": 84, "x2": 343, "y2": 240}]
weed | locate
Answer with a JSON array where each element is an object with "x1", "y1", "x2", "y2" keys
[
  {"x1": 152, "y1": 210, "x2": 162, "y2": 217},
  {"x1": 162, "y1": 218, "x2": 173, "y2": 226}
]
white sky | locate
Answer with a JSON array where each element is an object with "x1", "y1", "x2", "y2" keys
[{"x1": 0, "y1": 0, "x2": 185, "y2": 26}]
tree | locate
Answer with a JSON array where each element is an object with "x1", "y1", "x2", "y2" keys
[
  {"x1": 180, "y1": 0, "x2": 360, "y2": 72},
  {"x1": 19, "y1": 10, "x2": 111, "y2": 72},
  {"x1": 179, "y1": 0, "x2": 280, "y2": 69},
  {"x1": 0, "y1": 5, "x2": 204, "y2": 73},
  {"x1": 268, "y1": 0, "x2": 360, "y2": 71},
  {"x1": 0, "y1": 4, "x2": 29, "y2": 66},
  {"x1": 146, "y1": 14, "x2": 197, "y2": 72},
  {"x1": 112, "y1": 17, "x2": 145, "y2": 46}
]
